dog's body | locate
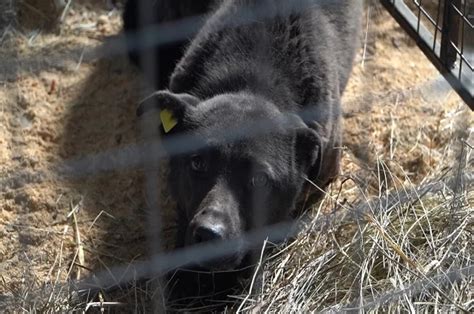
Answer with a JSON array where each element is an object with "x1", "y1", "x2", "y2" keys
[{"x1": 125, "y1": 0, "x2": 361, "y2": 271}]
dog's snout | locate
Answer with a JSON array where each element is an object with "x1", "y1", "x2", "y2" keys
[
  {"x1": 191, "y1": 207, "x2": 227, "y2": 243},
  {"x1": 194, "y1": 225, "x2": 223, "y2": 243},
  {"x1": 187, "y1": 200, "x2": 243, "y2": 269}
]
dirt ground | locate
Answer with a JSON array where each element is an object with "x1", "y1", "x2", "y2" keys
[{"x1": 0, "y1": 0, "x2": 472, "y2": 310}]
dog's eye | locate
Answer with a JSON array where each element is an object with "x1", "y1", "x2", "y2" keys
[
  {"x1": 250, "y1": 172, "x2": 269, "y2": 188},
  {"x1": 190, "y1": 155, "x2": 208, "y2": 172}
]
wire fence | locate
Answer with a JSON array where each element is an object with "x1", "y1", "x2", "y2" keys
[
  {"x1": 2, "y1": 0, "x2": 473, "y2": 312},
  {"x1": 380, "y1": 0, "x2": 474, "y2": 109}
]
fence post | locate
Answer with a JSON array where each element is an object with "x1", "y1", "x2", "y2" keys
[{"x1": 440, "y1": 0, "x2": 462, "y2": 68}]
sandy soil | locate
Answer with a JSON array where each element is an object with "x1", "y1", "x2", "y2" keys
[{"x1": 0, "y1": 0, "x2": 472, "y2": 309}]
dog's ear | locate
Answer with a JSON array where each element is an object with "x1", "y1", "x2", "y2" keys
[
  {"x1": 137, "y1": 90, "x2": 200, "y2": 133},
  {"x1": 295, "y1": 128, "x2": 322, "y2": 176}
]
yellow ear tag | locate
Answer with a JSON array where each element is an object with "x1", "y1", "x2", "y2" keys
[{"x1": 160, "y1": 109, "x2": 178, "y2": 133}]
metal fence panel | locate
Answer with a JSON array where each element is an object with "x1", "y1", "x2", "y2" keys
[{"x1": 380, "y1": 0, "x2": 473, "y2": 109}]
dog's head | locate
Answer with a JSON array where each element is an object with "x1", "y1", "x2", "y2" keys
[{"x1": 137, "y1": 91, "x2": 322, "y2": 270}]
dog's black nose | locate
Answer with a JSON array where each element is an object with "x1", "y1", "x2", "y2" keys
[{"x1": 194, "y1": 225, "x2": 223, "y2": 243}]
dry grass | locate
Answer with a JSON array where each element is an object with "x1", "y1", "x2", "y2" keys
[
  {"x1": 245, "y1": 152, "x2": 473, "y2": 313},
  {"x1": 4, "y1": 148, "x2": 471, "y2": 313},
  {"x1": 1, "y1": 134, "x2": 472, "y2": 308}
]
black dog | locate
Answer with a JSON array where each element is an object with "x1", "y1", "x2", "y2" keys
[{"x1": 124, "y1": 0, "x2": 361, "y2": 277}]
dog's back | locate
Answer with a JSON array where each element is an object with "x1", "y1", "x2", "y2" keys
[{"x1": 170, "y1": 0, "x2": 362, "y2": 99}]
